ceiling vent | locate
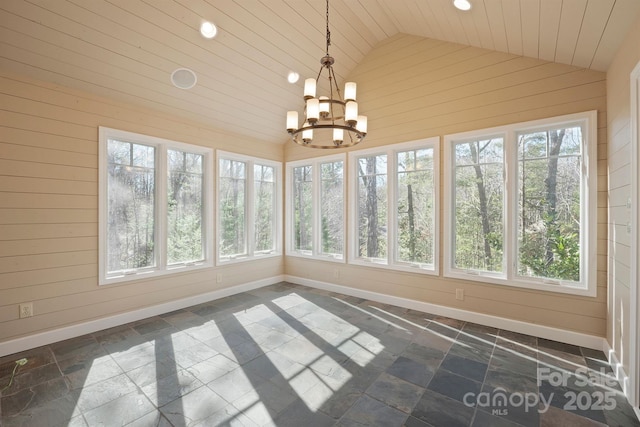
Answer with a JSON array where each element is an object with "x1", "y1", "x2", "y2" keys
[{"x1": 171, "y1": 68, "x2": 197, "y2": 89}]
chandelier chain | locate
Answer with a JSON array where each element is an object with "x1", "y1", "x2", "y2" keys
[{"x1": 325, "y1": 0, "x2": 331, "y2": 56}]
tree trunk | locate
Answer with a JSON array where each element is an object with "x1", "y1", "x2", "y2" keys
[
  {"x1": 469, "y1": 142, "x2": 492, "y2": 269},
  {"x1": 407, "y1": 184, "x2": 416, "y2": 260},
  {"x1": 365, "y1": 157, "x2": 379, "y2": 258},
  {"x1": 544, "y1": 129, "x2": 565, "y2": 266}
]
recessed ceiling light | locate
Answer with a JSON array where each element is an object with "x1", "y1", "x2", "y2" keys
[
  {"x1": 287, "y1": 72, "x2": 300, "y2": 84},
  {"x1": 171, "y1": 68, "x2": 197, "y2": 89},
  {"x1": 200, "y1": 21, "x2": 217, "y2": 39},
  {"x1": 453, "y1": 0, "x2": 472, "y2": 11}
]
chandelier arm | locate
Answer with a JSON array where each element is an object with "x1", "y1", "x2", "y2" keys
[
  {"x1": 291, "y1": 124, "x2": 357, "y2": 132},
  {"x1": 328, "y1": 71, "x2": 335, "y2": 124},
  {"x1": 289, "y1": 124, "x2": 365, "y2": 149},
  {"x1": 328, "y1": 65, "x2": 343, "y2": 99}
]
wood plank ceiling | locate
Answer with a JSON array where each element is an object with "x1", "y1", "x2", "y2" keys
[{"x1": 1, "y1": 0, "x2": 639, "y2": 144}]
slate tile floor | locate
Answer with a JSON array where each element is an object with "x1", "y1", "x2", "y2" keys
[{"x1": 1, "y1": 282, "x2": 639, "y2": 427}]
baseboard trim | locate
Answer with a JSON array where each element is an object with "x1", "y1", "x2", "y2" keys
[
  {"x1": 603, "y1": 341, "x2": 638, "y2": 412},
  {"x1": 0, "y1": 275, "x2": 284, "y2": 358},
  {"x1": 286, "y1": 275, "x2": 605, "y2": 350}
]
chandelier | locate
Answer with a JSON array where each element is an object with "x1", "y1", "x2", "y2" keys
[{"x1": 286, "y1": 0, "x2": 368, "y2": 149}]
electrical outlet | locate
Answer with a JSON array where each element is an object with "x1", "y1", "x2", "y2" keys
[
  {"x1": 19, "y1": 303, "x2": 33, "y2": 318},
  {"x1": 455, "y1": 289, "x2": 464, "y2": 301},
  {"x1": 333, "y1": 269, "x2": 340, "y2": 279},
  {"x1": 216, "y1": 273, "x2": 222, "y2": 284}
]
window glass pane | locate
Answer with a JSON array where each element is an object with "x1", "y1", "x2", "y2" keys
[
  {"x1": 106, "y1": 139, "x2": 156, "y2": 272},
  {"x1": 254, "y1": 164, "x2": 275, "y2": 253},
  {"x1": 357, "y1": 155, "x2": 387, "y2": 260},
  {"x1": 109, "y1": 140, "x2": 131, "y2": 165},
  {"x1": 293, "y1": 165, "x2": 313, "y2": 252},
  {"x1": 320, "y1": 161, "x2": 344, "y2": 258},
  {"x1": 520, "y1": 131, "x2": 548, "y2": 159},
  {"x1": 453, "y1": 138, "x2": 504, "y2": 272},
  {"x1": 167, "y1": 150, "x2": 204, "y2": 264},
  {"x1": 219, "y1": 159, "x2": 246, "y2": 257},
  {"x1": 132, "y1": 144, "x2": 155, "y2": 168},
  {"x1": 397, "y1": 149, "x2": 434, "y2": 266},
  {"x1": 517, "y1": 127, "x2": 582, "y2": 281}
]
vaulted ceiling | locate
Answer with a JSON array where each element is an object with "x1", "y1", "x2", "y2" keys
[{"x1": 1, "y1": 0, "x2": 639, "y2": 144}]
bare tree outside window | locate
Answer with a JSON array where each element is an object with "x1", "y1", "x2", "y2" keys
[
  {"x1": 357, "y1": 155, "x2": 388, "y2": 260},
  {"x1": 167, "y1": 150, "x2": 204, "y2": 264},
  {"x1": 254, "y1": 164, "x2": 275, "y2": 253},
  {"x1": 219, "y1": 159, "x2": 246, "y2": 258},
  {"x1": 293, "y1": 165, "x2": 313, "y2": 253},
  {"x1": 518, "y1": 127, "x2": 582, "y2": 281},
  {"x1": 100, "y1": 128, "x2": 213, "y2": 285},
  {"x1": 453, "y1": 138, "x2": 504, "y2": 272},
  {"x1": 107, "y1": 140, "x2": 156, "y2": 273},
  {"x1": 397, "y1": 149, "x2": 435, "y2": 266},
  {"x1": 320, "y1": 161, "x2": 344, "y2": 257},
  {"x1": 444, "y1": 112, "x2": 595, "y2": 293}
]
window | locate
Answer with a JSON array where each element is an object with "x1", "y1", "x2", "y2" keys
[
  {"x1": 396, "y1": 148, "x2": 438, "y2": 267},
  {"x1": 444, "y1": 111, "x2": 597, "y2": 296},
  {"x1": 219, "y1": 158, "x2": 246, "y2": 258},
  {"x1": 451, "y1": 136, "x2": 505, "y2": 274},
  {"x1": 349, "y1": 138, "x2": 439, "y2": 273},
  {"x1": 355, "y1": 152, "x2": 388, "y2": 263},
  {"x1": 320, "y1": 160, "x2": 345, "y2": 257},
  {"x1": 291, "y1": 164, "x2": 313, "y2": 254},
  {"x1": 217, "y1": 151, "x2": 281, "y2": 263},
  {"x1": 99, "y1": 127, "x2": 213, "y2": 285},
  {"x1": 287, "y1": 154, "x2": 346, "y2": 261}
]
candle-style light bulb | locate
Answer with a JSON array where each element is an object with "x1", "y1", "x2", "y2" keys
[
  {"x1": 304, "y1": 78, "x2": 316, "y2": 99},
  {"x1": 344, "y1": 82, "x2": 357, "y2": 102},
  {"x1": 286, "y1": 111, "x2": 298, "y2": 132}
]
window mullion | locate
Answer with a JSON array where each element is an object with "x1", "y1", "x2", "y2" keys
[
  {"x1": 286, "y1": 164, "x2": 293, "y2": 255},
  {"x1": 348, "y1": 154, "x2": 358, "y2": 263},
  {"x1": 312, "y1": 161, "x2": 321, "y2": 256},
  {"x1": 504, "y1": 131, "x2": 516, "y2": 280},
  {"x1": 204, "y1": 151, "x2": 213, "y2": 263},
  {"x1": 246, "y1": 161, "x2": 255, "y2": 257},
  {"x1": 388, "y1": 149, "x2": 397, "y2": 266},
  {"x1": 157, "y1": 144, "x2": 168, "y2": 271}
]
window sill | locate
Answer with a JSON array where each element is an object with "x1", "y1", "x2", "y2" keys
[
  {"x1": 216, "y1": 252, "x2": 282, "y2": 266},
  {"x1": 348, "y1": 258, "x2": 438, "y2": 275},
  {"x1": 286, "y1": 251, "x2": 345, "y2": 263},
  {"x1": 443, "y1": 270, "x2": 596, "y2": 297},
  {"x1": 99, "y1": 262, "x2": 213, "y2": 286}
]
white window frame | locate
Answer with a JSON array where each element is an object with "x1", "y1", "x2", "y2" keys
[
  {"x1": 98, "y1": 127, "x2": 214, "y2": 285},
  {"x1": 216, "y1": 150, "x2": 282, "y2": 265},
  {"x1": 286, "y1": 153, "x2": 346, "y2": 262},
  {"x1": 443, "y1": 111, "x2": 597, "y2": 296},
  {"x1": 348, "y1": 138, "x2": 440, "y2": 275}
]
